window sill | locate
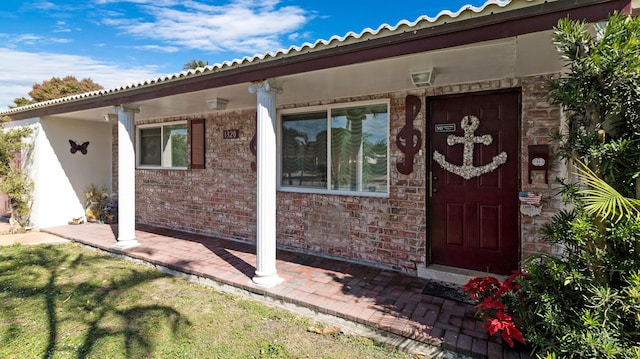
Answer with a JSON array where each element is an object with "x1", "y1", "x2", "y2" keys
[
  {"x1": 136, "y1": 166, "x2": 188, "y2": 171},
  {"x1": 277, "y1": 186, "x2": 389, "y2": 198}
]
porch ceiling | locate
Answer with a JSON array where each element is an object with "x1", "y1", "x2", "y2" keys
[{"x1": 49, "y1": 29, "x2": 560, "y2": 123}]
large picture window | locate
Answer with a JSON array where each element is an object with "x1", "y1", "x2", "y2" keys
[
  {"x1": 137, "y1": 122, "x2": 188, "y2": 168},
  {"x1": 279, "y1": 102, "x2": 388, "y2": 195}
]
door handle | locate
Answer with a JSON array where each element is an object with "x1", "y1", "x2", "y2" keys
[
  {"x1": 429, "y1": 171, "x2": 433, "y2": 197},
  {"x1": 429, "y1": 172, "x2": 439, "y2": 197}
]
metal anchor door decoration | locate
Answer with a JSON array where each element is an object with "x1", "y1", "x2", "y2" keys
[{"x1": 433, "y1": 115, "x2": 507, "y2": 179}]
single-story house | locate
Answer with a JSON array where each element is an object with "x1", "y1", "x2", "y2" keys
[{"x1": 2, "y1": 0, "x2": 635, "y2": 286}]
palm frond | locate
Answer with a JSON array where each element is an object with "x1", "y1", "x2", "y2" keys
[{"x1": 574, "y1": 160, "x2": 640, "y2": 222}]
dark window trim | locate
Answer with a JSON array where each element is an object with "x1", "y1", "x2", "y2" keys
[{"x1": 190, "y1": 118, "x2": 206, "y2": 170}]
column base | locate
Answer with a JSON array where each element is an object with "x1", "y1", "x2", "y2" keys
[
  {"x1": 113, "y1": 238, "x2": 140, "y2": 249},
  {"x1": 251, "y1": 273, "x2": 284, "y2": 288}
]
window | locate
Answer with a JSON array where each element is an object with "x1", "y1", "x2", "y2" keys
[
  {"x1": 279, "y1": 102, "x2": 388, "y2": 195},
  {"x1": 137, "y1": 122, "x2": 188, "y2": 168}
]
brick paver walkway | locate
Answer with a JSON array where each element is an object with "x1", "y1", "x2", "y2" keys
[{"x1": 43, "y1": 222, "x2": 531, "y2": 359}]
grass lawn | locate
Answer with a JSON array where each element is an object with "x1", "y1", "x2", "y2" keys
[{"x1": 0, "y1": 243, "x2": 417, "y2": 358}]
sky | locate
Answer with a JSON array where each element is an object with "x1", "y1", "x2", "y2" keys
[{"x1": 0, "y1": 0, "x2": 490, "y2": 109}]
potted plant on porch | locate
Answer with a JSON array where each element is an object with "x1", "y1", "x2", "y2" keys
[{"x1": 82, "y1": 184, "x2": 108, "y2": 222}]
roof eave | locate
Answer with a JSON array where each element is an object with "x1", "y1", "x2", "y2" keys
[{"x1": 4, "y1": 0, "x2": 630, "y2": 121}]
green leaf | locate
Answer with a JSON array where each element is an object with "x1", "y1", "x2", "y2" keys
[{"x1": 574, "y1": 160, "x2": 640, "y2": 222}]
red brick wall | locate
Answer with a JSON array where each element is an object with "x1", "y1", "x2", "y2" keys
[
  {"x1": 519, "y1": 75, "x2": 565, "y2": 259},
  {"x1": 134, "y1": 112, "x2": 258, "y2": 240},
  {"x1": 118, "y1": 74, "x2": 563, "y2": 276}
]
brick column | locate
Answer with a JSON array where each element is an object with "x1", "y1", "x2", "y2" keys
[
  {"x1": 113, "y1": 105, "x2": 140, "y2": 249},
  {"x1": 248, "y1": 80, "x2": 283, "y2": 287}
]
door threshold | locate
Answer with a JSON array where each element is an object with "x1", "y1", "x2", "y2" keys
[{"x1": 417, "y1": 264, "x2": 507, "y2": 286}]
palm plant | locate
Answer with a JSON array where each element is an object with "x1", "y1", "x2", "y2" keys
[
  {"x1": 575, "y1": 160, "x2": 640, "y2": 222},
  {"x1": 182, "y1": 59, "x2": 209, "y2": 70}
]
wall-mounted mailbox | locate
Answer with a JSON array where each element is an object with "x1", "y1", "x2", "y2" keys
[{"x1": 528, "y1": 144, "x2": 549, "y2": 184}]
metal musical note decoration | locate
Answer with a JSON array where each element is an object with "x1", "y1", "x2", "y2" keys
[
  {"x1": 396, "y1": 95, "x2": 422, "y2": 175},
  {"x1": 250, "y1": 123, "x2": 257, "y2": 172}
]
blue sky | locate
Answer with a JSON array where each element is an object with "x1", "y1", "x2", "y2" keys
[{"x1": 0, "y1": 0, "x2": 489, "y2": 109}]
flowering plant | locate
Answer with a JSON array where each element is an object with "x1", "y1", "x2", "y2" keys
[
  {"x1": 100, "y1": 201, "x2": 118, "y2": 224},
  {"x1": 463, "y1": 271, "x2": 528, "y2": 348},
  {"x1": 82, "y1": 184, "x2": 108, "y2": 205}
]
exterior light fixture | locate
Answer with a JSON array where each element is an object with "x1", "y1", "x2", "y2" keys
[
  {"x1": 410, "y1": 69, "x2": 437, "y2": 87},
  {"x1": 207, "y1": 98, "x2": 229, "y2": 110},
  {"x1": 103, "y1": 113, "x2": 118, "y2": 122}
]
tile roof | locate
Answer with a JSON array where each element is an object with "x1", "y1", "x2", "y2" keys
[{"x1": 1, "y1": 0, "x2": 546, "y2": 116}]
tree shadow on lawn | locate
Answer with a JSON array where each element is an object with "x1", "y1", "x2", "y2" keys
[
  {"x1": 86, "y1": 224, "x2": 480, "y2": 349},
  {"x1": 0, "y1": 244, "x2": 191, "y2": 358}
]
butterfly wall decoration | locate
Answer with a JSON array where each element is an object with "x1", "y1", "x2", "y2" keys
[{"x1": 69, "y1": 140, "x2": 90, "y2": 155}]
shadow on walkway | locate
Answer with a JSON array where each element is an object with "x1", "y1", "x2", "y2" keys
[{"x1": 43, "y1": 222, "x2": 532, "y2": 359}]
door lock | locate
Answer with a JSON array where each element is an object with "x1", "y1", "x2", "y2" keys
[{"x1": 429, "y1": 172, "x2": 439, "y2": 197}]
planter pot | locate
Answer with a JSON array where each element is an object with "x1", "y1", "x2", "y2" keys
[{"x1": 85, "y1": 202, "x2": 101, "y2": 222}]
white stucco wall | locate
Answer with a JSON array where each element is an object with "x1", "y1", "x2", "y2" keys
[{"x1": 6, "y1": 117, "x2": 112, "y2": 228}]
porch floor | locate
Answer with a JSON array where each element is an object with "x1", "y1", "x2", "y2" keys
[{"x1": 43, "y1": 223, "x2": 531, "y2": 359}]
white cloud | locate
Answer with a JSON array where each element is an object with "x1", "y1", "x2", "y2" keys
[
  {"x1": 0, "y1": 48, "x2": 163, "y2": 109},
  {"x1": 133, "y1": 44, "x2": 179, "y2": 53},
  {"x1": 288, "y1": 31, "x2": 312, "y2": 42},
  {"x1": 102, "y1": 0, "x2": 308, "y2": 55},
  {"x1": 1, "y1": 33, "x2": 72, "y2": 47},
  {"x1": 29, "y1": 1, "x2": 56, "y2": 10},
  {"x1": 93, "y1": 0, "x2": 180, "y2": 6},
  {"x1": 0, "y1": 0, "x2": 314, "y2": 109},
  {"x1": 54, "y1": 21, "x2": 72, "y2": 33}
]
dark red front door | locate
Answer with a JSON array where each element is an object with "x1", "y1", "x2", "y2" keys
[{"x1": 428, "y1": 91, "x2": 520, "y2": 275}]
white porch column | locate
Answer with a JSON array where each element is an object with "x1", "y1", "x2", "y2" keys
[
  {"x1": 248, "y1": 80, "x2": 283, "y2": 287},
  {"x1": 113, "y1": 105, "x2": 140, "y2": 249}
]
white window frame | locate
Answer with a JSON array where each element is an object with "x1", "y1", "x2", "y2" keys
[
  {"x1": 277, "y1": 99, "x2": 390, "y2": 198},
  {"x1": 136, "y1": 120, "x2": 188, "y2": 170}
]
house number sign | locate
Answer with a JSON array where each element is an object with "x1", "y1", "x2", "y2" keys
[
  {"x1": 223, "y1": 129, "x2": 239, "y2": 139},
  {"x1": 435, "y1": 123, "x2": 456, "y2": 133}
]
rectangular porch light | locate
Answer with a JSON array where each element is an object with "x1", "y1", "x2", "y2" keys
[
  {"x1": 103, "y1": 113, "x2": 118, "y2": 122},
  {"x1": 410, "y1": 69, "x2": 437, "y2": 87},
  {"x1": 207, "y1": 98, "x2": 229, "y2": 110}
]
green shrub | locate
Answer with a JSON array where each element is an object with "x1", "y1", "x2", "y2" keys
[
  {"x1": 517, "y1": 12, "x2": 640, "y2": 358},
  {"x1": 0, "y1": 168, "x2": 33, "y2": 229},
  {"x1": 520, "y1": 204, "x2": 640, "y2": 357}
]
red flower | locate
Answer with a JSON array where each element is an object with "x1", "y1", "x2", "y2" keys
[
  {"x1": 478, "y1": 297, "x2": 506, "y2": 311},
  {"x1": 463, "y1": 276, "x2": 499, "y2": 299},
  {"x1": 482, "y1": 311, "x2": 526, "y2": 348},
  {"x1": 464, "y1": 272, "x2": 528, "y2": 348},
  {"x1": 494, "y1": 271, "x2": 523, "y2": 297},
  {"x1": 501, "y1": 321, "x2": 526, "y2": 348}
]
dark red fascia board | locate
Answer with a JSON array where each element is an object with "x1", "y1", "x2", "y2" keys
[{"x1": 7, "y1": 0, "x2": 630, "y2": 121}]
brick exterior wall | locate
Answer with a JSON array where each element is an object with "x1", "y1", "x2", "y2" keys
[
  {"x1": 519, "y1": 75, "x2": 565, "y2": 259},
  {"x1": 114, "y1": 74, "x2": 564, "y2": 277}
]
